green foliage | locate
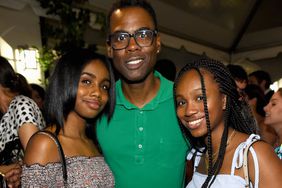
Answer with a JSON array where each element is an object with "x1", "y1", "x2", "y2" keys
[
  {"x1": 36, "y1": 0, "x2": 104, "y2": 83},
  {"x1": 38, "y1": 0, "x2": 91, "y2": 54},
  {"x1": 37, "y1": 47, "x2": 58, "y2": 72}
]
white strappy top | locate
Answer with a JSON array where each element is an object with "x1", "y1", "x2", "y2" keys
[{"x1": 186, "y1": 134, "x2": 260, "y2": 188}]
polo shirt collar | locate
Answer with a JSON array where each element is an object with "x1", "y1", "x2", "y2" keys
[{"x1": 116, "y1": 71, "x2": 173, "y2": 110}]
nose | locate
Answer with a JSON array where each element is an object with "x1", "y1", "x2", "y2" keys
[
  {"x1": 90, "y1": 85, "x2": 101, "y2": 99},
  {"x1": 177, "y1": 101, "x2": 198, "y2": 123},
  {"x1": 263, "y1": 103, "x2": 269, "y2": 113},
  {"x1": 127, "y1": 36, "x2": 140, "y2": 51},
  {"x1": 184, "y1": 101, "x2": 198, "y2": 117}
]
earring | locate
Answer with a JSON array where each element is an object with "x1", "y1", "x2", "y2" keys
[{"x1": 223, "y1": 96, "x2": 227, "y2": 110}]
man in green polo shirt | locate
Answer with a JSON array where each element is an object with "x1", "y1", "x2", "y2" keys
[{"x1": 96, "y1": 0, "x2": 190, "y2": 187}]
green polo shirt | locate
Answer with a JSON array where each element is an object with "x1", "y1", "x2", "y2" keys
[{"x1": 97, "y1": 71, "x2": 190, "y2": 188}]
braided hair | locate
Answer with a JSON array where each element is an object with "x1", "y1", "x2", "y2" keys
[{"x1": 174, "y1": 57, "x2": 256, "y2": 188}]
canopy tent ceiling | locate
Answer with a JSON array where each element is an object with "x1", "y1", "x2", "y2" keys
[
  {"x1": 0, "y1": 0, "x2": 281, "y2": 80},
  {"x1": 90, "y1": 0, "x2": 282, "y2": 60},
  {"x1": 155, "y1": 0, "x2": 282, "y2": 53},
  {"x1": 88, "y1": 0, "x2": 282, "y2": 81},
  {"x1": 1, "y1": 0, "x2": 282, "y2": 59}
]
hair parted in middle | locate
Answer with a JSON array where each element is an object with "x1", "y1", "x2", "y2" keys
[
  {"x1": 44, "y1": 48, "x2": 115, "y2": 135},
  {"x1": 174, "y1": 57, "x2": 257, "y2": 188}
]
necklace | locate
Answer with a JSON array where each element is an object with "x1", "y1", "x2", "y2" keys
[{"x1": 205, "y1": 129, "x2": 236, "y2": 171}]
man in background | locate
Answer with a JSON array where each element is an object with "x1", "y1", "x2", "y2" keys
[{"x1": 249, "y1": 70, "x2": 274, "y2": 103}]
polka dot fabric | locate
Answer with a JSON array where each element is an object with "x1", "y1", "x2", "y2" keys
[{"x1": 0, "y1": 95, "x2": 45, "y2": 153}]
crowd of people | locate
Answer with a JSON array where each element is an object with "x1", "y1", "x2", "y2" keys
[{"x1": 0, "y1": 0, "x2": 281, "y2": 188}]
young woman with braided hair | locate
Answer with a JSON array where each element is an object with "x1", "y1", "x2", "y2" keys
[{"x1": 174, "y1": 57, "x2": 282, "y2": 188}]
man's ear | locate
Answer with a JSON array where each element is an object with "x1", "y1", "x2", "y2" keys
[
  {"x1": 156, "y1": 34, "x2": 161, "y2": 54},
  {"x1": 222, "y1": 95, "x2": 227, "y2": 110},
  {"x1": 107, "y1": 43, "x2": 113, "y2": 58}
]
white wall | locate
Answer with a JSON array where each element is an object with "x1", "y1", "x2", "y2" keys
[
  {"x1": 0, "y1": 4, "x2": 42, "y2": 49},
  {"x1": 0, "y1": 4, "x2": 43, "y2": 85}
]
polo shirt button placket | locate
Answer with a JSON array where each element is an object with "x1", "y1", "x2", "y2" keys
[
  {"x1": 135, "y1": 109, "x2": 145, "y2": 164},
  {"x1": 137, "y1": 110, "x2": 144, "y2": 151}
]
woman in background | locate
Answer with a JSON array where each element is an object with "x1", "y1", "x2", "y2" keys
[
  {"x1": 0, "y1": 56, "x2": 45, "y2": 187},
  {"x1": 264, "y1": 88, "x2": 282, "y2": 159},
  {"x1": 245, "y1": 84, "x2": 278, "y2": 146}
]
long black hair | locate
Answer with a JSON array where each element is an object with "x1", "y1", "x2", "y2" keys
[
  {"x1": 44, "y1": 48, "x2": 115, "y2": 136},
  {"x1": 174, "y1": 57, "x2": 256, "y2": 187}
]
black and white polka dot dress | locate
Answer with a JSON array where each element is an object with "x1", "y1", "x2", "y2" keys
[{"x1": 0, "y1": 95, "x2": 45, "y2": 164}]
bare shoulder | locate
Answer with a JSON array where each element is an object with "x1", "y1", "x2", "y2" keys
[
  {"x1": 251, "y1": 140, "x2": 280, "y2": 162},
  {"x1": 24, "y1": 132, "x2": 61, "y2": 166},
  {"x1": 250, "y1": 140, "x2": 282, "y2": 187}
]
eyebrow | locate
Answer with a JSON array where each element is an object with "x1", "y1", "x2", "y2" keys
[
  {"x1": 270, "y1": 98, "x2": 278, "y2": 102},
  {"x1": 112, "y1": 27, "x2": 152, "y2": 34},
  {"x1": 175, "y1": 88, "x2": 202, "y2": 97},
  {"x1": 81, "y1": 72, "x2": 111, "y2": 83},
  {"x1": 188, "y1": 88, "x2": 203, "y2": 93},
  {"x1": 81, "y1": 72, "x2": 95, "y2": 78}
]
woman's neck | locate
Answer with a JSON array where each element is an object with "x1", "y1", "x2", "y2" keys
[
  {"x1": 61, "y1": 111, "x2": 88, "y2": 139},
  {"x1": 277, "y1": 127, "x2": 282, "y2": 145},
  {"x1": 206, "y1": 127, "x2": 236, "y2": 154}
]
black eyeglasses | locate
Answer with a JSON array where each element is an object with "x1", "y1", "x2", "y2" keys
[{"x1": 108, "y1": 29, "x2": 158, "y2": 50}]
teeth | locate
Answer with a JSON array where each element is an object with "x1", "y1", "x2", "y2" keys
[
  {"x1": 127, "y1": 59, "x2": 142, "y2": 65},
  {"x1": 265, "y1": 113, "x2": 270, "y2": 117},
  {"x1": 189, "y1": 118, "x2": 203, "y2": 125}
]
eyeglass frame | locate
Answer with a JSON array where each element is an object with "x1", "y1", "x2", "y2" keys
[{"x1": 107, "y1": 28, "x2": 158, "y2": 50}]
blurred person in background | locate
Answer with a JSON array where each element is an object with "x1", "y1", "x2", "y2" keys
[
  {"x1": 0, "y1": 56, "x2": 45, "y2": 187},
  {"x1": 30, "y1": 83, "x2": 45, "y2": 112},
  {"x1": 264, "y1": 88, "x2": 282, "y2": 159},
  {"x1": 226, "y1": 64, "x2": 248, "y2": 98},
  {"x1": 249, "y1": 70, "x2": 274, "y2": 103},
  {"x1": 245, "y1": 84, "x2": 278, "y2": 146},
  {"x1": 227, "y1": 64, "x2": 258, "y2": 133}
]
